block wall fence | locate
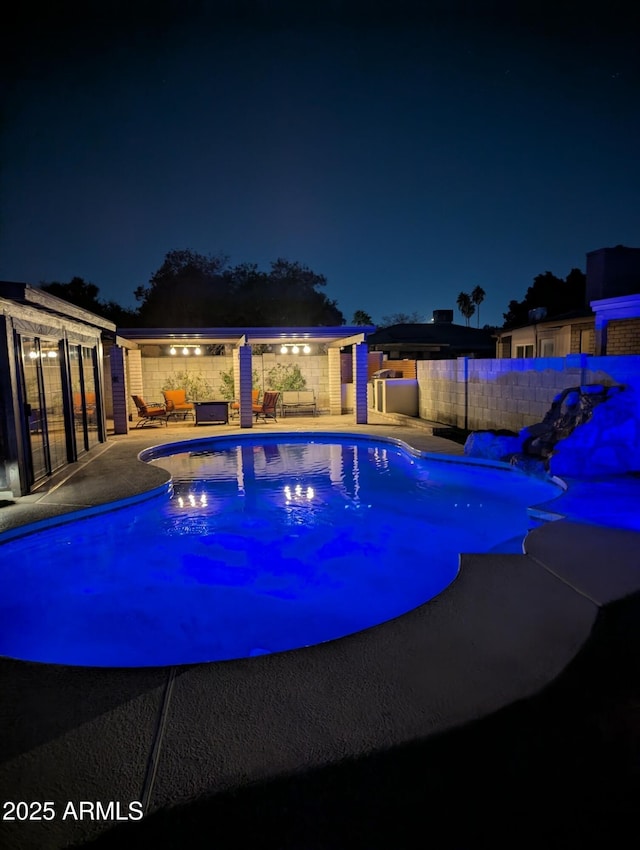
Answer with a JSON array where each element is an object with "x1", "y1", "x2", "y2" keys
[{"x1": 417, "y1": 354, "x2": 640, "y2": 433}]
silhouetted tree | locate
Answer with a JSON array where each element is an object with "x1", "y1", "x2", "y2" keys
[
  {"x1": 379, "y1": 311, "x2": 423, "y2": 327},
  {"x1": 135, "y1": 250, "x2": 231, "y2": 326},
  {"x1": 41, "y1": 276, "x2": 101, "y2": 311},
  {"x1": 471, "y1": 286, "x2": 486, "y2": 327},
  {"x1": 502, "y1": 268, "x2": 586, "y2": 328},
  {"x1": 456, "y1": 292, "x2": 475, "y2": 327},
  {"x1": 40, "y1": 276, "x2": 139, "y2": 324},
  {"x1": 135, "y1": 252, "x2": 344, "y2": 327},
  {"x1": 352, "y1": 310, "x2": 373, "y2": 325}
]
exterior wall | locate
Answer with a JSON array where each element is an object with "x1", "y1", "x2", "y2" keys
[
  {"x1": 126, "y1": 349, "x2": 143, "y2": 417},
  {"x1": 606, "y1": 318, "x2": 640, "y2": 355},
  {"x1": 418, "y1": 354, "x2": 640, "y2": 433},
  {"x1": 569, "y1": 322, "x2": 596, "y2": 354}
]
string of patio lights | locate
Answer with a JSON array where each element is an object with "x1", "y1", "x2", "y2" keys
[{"x1": 168, "y1": 343, "x2": 312, "y2": 355}]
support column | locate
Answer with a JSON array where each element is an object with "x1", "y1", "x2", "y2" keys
[
  {"x1": 327, "y1": 347, "x2": 342, "y2": 415},
  {"x1": 456, "y1": 356, "x2": 469, "y2": 431},
  {"x1": 353, "y1": 341, "x2": 368, "y2": 424},
  {"x1": 238, "y1": 345, "x2": 254, "y2": 429},
  {"x1": 0, "y1": 316, "x2": 24, "y2": 495},
  {"x1": 110, "y1": 346, "x2": 130, "y2": 434}
]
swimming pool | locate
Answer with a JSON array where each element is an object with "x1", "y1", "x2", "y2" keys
[{"x1": 0, "y1": 434, "x2": 562, "y2": 667}]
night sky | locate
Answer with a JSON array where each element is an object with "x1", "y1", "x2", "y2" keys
[{"x1": 2, "y1": 1, "x2": 639, "y2": 328}]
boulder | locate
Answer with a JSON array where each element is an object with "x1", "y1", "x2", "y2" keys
[{"x1": 465, "y1": 384, "x2": 638, "y2": 478}]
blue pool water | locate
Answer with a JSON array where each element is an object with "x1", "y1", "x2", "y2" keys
[{"x1": 0, "y1": 435, "x2": 562, "y2": 667}]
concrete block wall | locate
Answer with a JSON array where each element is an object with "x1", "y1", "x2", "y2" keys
[
  {"x1": 139, "y1": 354, "x2": 331, "y2": 412},
  {"x1": 140, "y1": 356, "x2": 226, "y2": 405},
  {"x1": 417, "y1": 354, "x2": 640, "y2": 433},
  {"x1": 416, "y1": 359, "x2": 460, "y2": 425}
]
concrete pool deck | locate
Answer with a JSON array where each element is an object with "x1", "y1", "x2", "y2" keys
[{"x1": 0, "y1": 413, "x2": 638, "y2": 848}]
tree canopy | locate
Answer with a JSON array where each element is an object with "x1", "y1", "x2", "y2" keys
[
  {"x1": 40, "y1": 277, "x2": 139, "y2": 324},
  {"x1": 471, "y1": 286, "x2": 485, "y2": 327},
  {"x1": 134, "y1": 251, "x2": 345, "y2": 327},
  {"x1": 502, "y1": 268, "x2": 586, "y2": 328},
  {"x1": 379, "y1": 311, "x2": 423, "y2": 328},
  {"x1": 352, "y1": 310, "x2": 373, "y2": 325}
]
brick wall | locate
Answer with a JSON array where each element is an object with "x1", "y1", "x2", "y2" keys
[{"x1": 606, "y1": 318, "x2": 640, "y2": 355}]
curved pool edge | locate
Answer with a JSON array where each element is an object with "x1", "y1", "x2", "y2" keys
[
  {"x1": 0, "y1": 538, "x2": 608, "y2": 844},
  {"x1": 0, "y1": 479, "x2": 173, "y2": 545}
]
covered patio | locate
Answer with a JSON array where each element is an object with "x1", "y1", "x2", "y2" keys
[{"x1": 110, "y1": 326, "x2": 376, "y2": 433}]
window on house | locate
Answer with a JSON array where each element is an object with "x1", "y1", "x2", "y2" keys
[
  {"x1": 515, "y1": 344, "x2": 534, "y2": 358},
  {"x1": 539, "y1": 339, "x2": 555, "y2": 357}
]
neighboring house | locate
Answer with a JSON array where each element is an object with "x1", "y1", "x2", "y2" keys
[
  {"x1": 367, "y1": 311, "x2": 495, "y2": 360},
  {"x1": 495, "y1": 245, "x2": 640, "y2": 358},
  {"x1": 495, "y1": 310, "x2": 596, "y2": 359}
]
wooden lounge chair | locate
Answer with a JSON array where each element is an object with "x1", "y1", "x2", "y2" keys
[
  {"x1": 253, "y1": 391, "x2": 280, "y2": 423},
  {"x1": 132, "y1": 395, "x2": 168, "y2": 428},
  {"x1": 162, "y1": 389, "x2": 194, "y2": 420}
]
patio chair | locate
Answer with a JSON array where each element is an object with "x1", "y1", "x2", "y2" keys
[
  {"x1": 162, "y1": 389, "x2": 195, "y2": 420},
  {"x1": 73, "y1": 391, "x2": 96, "y2": 420},
  {"x1": 132, "y1": 395, "x2": 168, "y2": 428},
  {"x1": 253, "y1": 391, "x2": 280, "y2": 423},
  {"x1": 230, "y1": 389, "x2": 260, "y2": 418}
]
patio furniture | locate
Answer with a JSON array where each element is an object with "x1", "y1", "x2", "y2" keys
[
  {"x1": 162, "y1": 389, "x2": 194, "y2": 420},
  {"x1": 230, "y1": 389, "x2": 260, "y2": 418},
  {"x1": 131, "y1": 395, "x2": 168, "y2": 428},
  {"x1": 193, "y1": 401, "x2": 229, "y2": 426},
  {"x1": 280, "y1": 390, "x2": 317, "y2": 417},
  {"x1": 73, "y1": 391, "x2": 97, "y2": 423},
  {"x1": 253, "y1": 391, "x2": 280, "y2": 423}
]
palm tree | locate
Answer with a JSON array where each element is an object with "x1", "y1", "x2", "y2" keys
[
  {"x1": 471, "y1": 286, "x2": 486, "y2": 327},
  {"x1": 456, "y1": 292, "x2": 475, "y2": 327}
]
